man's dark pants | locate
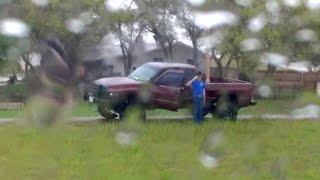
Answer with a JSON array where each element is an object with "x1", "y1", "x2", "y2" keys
[{"x1": 193, "y1": 96, "x2": 204, "y2": 124}]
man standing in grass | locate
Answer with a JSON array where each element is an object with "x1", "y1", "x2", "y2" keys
[{"x1": 186, "y1": 71, "x2": 206, "y2": 124}]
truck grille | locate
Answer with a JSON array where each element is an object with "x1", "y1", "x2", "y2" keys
[{"x1": 86, "y1": 83, "x2": 108, "y2": 98}]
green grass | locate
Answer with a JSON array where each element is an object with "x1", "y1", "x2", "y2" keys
[
  {"x1": 1, "y1": 120, "x2": 320, "y2": 179},
  {"x1": 0, "y1": 95, "x2": 315, "y2": 119},
  {"x1": 71, "y1": 101, "x2": 100, "y2": 117},
  {"x1": 238, "y1": 99, "x2": 294, "y2": 115},
  {"x1": 0, "y1": 109, "x2": 21, "y2": 118}
]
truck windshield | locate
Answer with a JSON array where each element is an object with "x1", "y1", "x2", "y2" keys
[{"x1": 128, "y1": 65, "x2": 159, "y2": 82}]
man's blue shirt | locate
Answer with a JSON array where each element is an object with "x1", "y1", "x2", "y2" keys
[{"x1": 192, "y1": 80, "x2": 206, "y2": 98}]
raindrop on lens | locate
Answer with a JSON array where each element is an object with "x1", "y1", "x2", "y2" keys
[
  {"x1": 106, "y1": 0, "x2": 137, "y2": 11},
  {"x1": 0, "y1": 18, "x2": 30, "y2": 38},
  {"x1": 306, "y1": 0, "x2": 320, "y2": 10},
  {"x1": 262, "y1": 53, "x2": 288, "y2": 67},
  {"x1": 266, "y1": 0, "x2": 281, "y2": 13},
  {"x1": 248, "y1": 14, "x2": 266, "y2": 32},
  {"x1": 258, "y1": 85, "x2": 272, "y2": 98},
  {"x1": 66, "y1": 18, "x2": 85, "y2": 34},
  {"x1": 234, "y1": 0, "x2": 252, "y2": 7},
  {"x1": 32, "y1": 0, "x2": 49, "y2": 7},
  {"x1": 115, "y1": 130, "x2": 137, "y2": 145},
  {"x1": 295, "y1": 29, "x2": 317, "y2": 42},
  {"x1": 186, "y1": 0, "x2": 206, "y2": 6},
  {"x1": 282, "y1": 0, "x2": 301, "y2": 8},
  {"x1": 240, "y1": 38, "x2": 263, "y2": 52},
  {"x1": 193, "y1": 11, "x2": 239, "y2": 29},
  {"x1": 199, "y1": 152, "x2": 219, "y2": 168},
  {"x1": 291, "y1": 104, "x2": 320, "y2": 119}
]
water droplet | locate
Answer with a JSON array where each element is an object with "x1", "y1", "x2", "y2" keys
[
  {"x1": 115, "y1": 130, "x2": 137, "y2": 145},
  {"x1": 287, "y1": 61, "x2": 310, "y2": 72},
  {"x1": 266, "y1": 0, "x2": 281, "y2": 13},
  {"x1": 187, "y1": 0, "x2": 206, "y2": 6},
  {"x1": 248, "y1": 13, "x2": 266, "y2": 32},
  {"x1": 199, "y1": 152, "x2": 219, "y2": 168},
  {"x1": 199, "y1": 31, "x2": 224, "y2": 49},
  {"x1": 295, "y1": 29, "x2": 317, "y2": 42},
  {"x1": 240, "y1": 38, "x2": 263, "y2": 51},
  {"x1": 283, "y1": 0, "x2": 301, "y2": 8},
  {"x1": 66, "y1": 18, "x2": 85, "y2": 34},
  {"x1": 291, "y1": 104, "x2": 320, "y2": 119},
  {"x1": 79, "y1": 11, "x2": 94, "y2": 26},
  {"x1": 29, "y1": 52, "x2": 42, "y2": 66},
  {"x1": 258, "y1": 85, "x2": 272, "y2": 98},
  {"x1": 0, "y1": 18, "x2": 30, "y2": 38},
  {"x1": 234, "y1": 0, "x2": 252, "y2": 7},
  {"x1": 106, "y1": 0, "x2": 137, "y2": 11},
  {"x1": 306, "y1": 0, "x2": 320, "y2": 10},
  {"x1": 193, "y1": 11, "x2": 239, "y2": 29},
  {"x1": 32, "y1": 0, "x2": 49, "y2": 7},
  {"x1": 262, "y1": 52, "x2": 288, "y2": 67}
]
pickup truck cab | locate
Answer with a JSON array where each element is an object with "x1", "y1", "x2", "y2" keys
[{"x1": 85, "y1": 62, "x2": 256, "y2": 120}]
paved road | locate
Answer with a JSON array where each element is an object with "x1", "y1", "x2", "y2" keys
[{"x1": 0, "y1": 114, "x2": 319, "y2": 126}]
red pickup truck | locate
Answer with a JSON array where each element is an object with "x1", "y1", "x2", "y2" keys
[{"x1": 85, "y1": 62, "x2": 256, "y2": 120}]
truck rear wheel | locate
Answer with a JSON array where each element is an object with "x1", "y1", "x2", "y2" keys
[{"x1": 214, "y1": 96, "x2": 238, "y2": 121}]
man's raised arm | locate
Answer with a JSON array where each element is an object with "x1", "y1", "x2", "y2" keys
[{"x1": 186, "y1": 76, "x2": 197, "y2": 87}]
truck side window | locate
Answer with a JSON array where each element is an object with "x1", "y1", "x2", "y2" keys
[
  {"x1": 157, "y1": 72, "x2": 183, "y2": 87},
  {"x1": 183, "y1": 69, "x2": 196, "y2": 84}
]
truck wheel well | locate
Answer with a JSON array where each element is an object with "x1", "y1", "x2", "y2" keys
[
  {"x1": 229, "y1": 93, "x2": 238, "y2": 104},
  {"x1": 215, "y1": 93, "x2": 238, "y2": 105}
]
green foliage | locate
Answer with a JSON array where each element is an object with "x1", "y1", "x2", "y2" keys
[{"x1": 1, "y1": 83, "x2": 27, "y2": 98}]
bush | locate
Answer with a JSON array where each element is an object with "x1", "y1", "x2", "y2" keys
[{"x1": 0, "y1": 83, "x2": 27, "y2": 101}]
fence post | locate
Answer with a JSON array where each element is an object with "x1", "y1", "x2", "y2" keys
[{"x1": 293, "y1": 84, "x2": 296, "y2": 99}]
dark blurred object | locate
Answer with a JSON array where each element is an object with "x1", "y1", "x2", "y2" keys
[
  {"x1": 7, "y1": 74, "x2": 17, "y2": 85},
  {"x1": 238, "y1": 72, "x2": 251, "y2": 82},
  {"x1": 40, "y1": 38, "x2": 72, "y2": 85}
]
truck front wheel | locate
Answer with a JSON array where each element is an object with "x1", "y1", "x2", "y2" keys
[
  {"x1": 214, "y1": 96, "x2": 238, "y2": 121},
  {"x1": 97, "y1": 103, "x2": 118, "y2": 120}
]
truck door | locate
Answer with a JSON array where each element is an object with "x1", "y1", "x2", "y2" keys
[{"x1": 151, "y1": 70, "x2": 184, "y2": 111}]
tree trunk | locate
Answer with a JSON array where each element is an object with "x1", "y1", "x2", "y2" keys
[
  {"x1": 125, "y1": 53, "x2": 133, "y2": 76},
  {"x1": 160, "y1": 41, "x2": 169, "y2": 59},
  {"x1": 192, "y1": 40, "x2": 199, "y2": 66},
  {"x1": 168, "y1": 43, "x2": 173, "y2": 61},
  {"x1": 24, "y1": 59, "x2": 28, "y2": 79},
  {"x1": 224, "y1": 58, "x2": 233, "y2": 78}
]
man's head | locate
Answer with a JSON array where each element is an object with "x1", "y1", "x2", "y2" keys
[{"x1": 196, "y1": 71, "x2": 202, "y2": 80}]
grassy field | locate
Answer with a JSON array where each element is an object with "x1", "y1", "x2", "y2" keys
[
  {"x1": 0, "y1": 98, "x2": 298, "y2": 119},
  {"x1": 0, "y1": 94, "x2": 316, "y2": 119},
  {"x1": 0, "y1": 109, "x2": 21, "y2": 118},
  {"x1": 1, "y1": 120, "x2": 320, "y2": 179}
]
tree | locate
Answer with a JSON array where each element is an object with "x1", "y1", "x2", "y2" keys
[
  {"x1": 135, "y1": 0, "x2": 178, "y2": 60},
  {"x1": 177, "y1": 4, "x2": 204, "y2": 66},
  {"x1": 106, "y1": 9, "x2": 145, "y2": 76},
  {"x1": 190, "y1": 0, "x2": 320, "y2": 80}
]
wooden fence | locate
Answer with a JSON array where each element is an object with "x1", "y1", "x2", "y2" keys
[{"x1": 211, "y1": 67, "x2": 320, "y2": 98}]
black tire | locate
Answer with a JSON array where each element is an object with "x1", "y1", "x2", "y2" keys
[
  {"x1": 97, "y1": 102, "x2": 118, "y2": 120},
  {"x1": 97, "y1": 96, "x2": 146, "y2": 121},
  {"x1": 202, "y1": 102, "x2": 213, "y2": 117},
  {"x1": 214, "y1": 95, "x2": 238, "y2": 121}
]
